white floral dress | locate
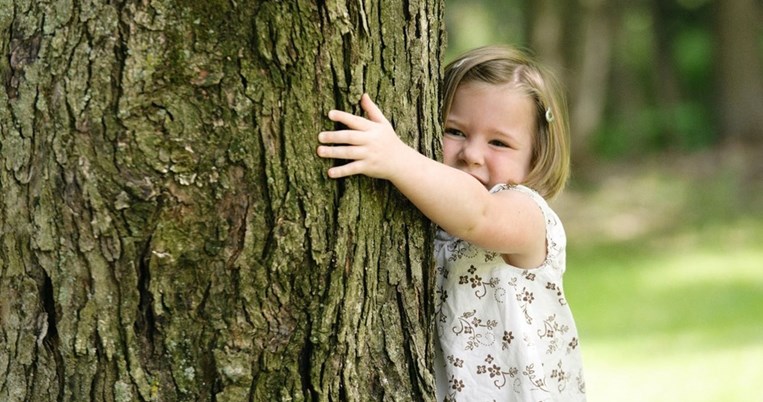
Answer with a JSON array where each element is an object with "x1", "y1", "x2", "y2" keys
[{"x1": 434, "y1": 184, "x2": 586, "y2": 402}]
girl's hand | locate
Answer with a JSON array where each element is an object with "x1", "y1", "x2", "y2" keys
[{"x1": 317, "y1": 94, "x2": 411, "y2": 180}]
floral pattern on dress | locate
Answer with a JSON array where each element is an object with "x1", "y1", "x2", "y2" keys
[{"x1": 434, "y1": 184, "x2": 586, "y2": 402}]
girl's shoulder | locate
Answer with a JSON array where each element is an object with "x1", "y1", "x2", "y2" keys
[
  {"x1": 490, "y1": 183, "x2": 566, "y2": 265},
  {"x1": 490, "y1": 183, "x2": 544, "y2": 202},
  {"x1": 489, "y1": 184, "x2": 555, "y2": 216}
]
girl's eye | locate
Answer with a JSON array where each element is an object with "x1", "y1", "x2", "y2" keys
[
  {"x1": 444, "y1": 128, "x2": 466, "y2": 138},
  {"x1": 489, "y1": 140, "x2": 510, "y2": 148}
]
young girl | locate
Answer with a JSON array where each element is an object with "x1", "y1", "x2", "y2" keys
[{"x1": 317, "y1": 45, "x2": 585, "y2": 401}]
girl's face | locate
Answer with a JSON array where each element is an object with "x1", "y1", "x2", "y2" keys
[{"x1": 443, "y1": 81, "x2": 536, "y2": 189}]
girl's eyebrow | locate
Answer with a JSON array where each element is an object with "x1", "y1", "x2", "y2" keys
[
  {"x1": 470, "y1": 125, "x2": 518, "y2": 146},
  {"x1": 444, "y1": 116, "x2": 464, "y2": 126},
  {"x1": 489, "y1": 128, "x2": 519, "y2": 142}
]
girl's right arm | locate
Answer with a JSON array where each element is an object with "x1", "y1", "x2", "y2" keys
[{"x1": 317, "y1": 94, "x2": 546, "y2": 265}]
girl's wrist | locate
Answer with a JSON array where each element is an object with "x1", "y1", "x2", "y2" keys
[{"x1": 386, "y1": 143, "x2": 426, "y2": 184}]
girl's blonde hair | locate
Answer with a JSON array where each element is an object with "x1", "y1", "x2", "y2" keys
[{"x1": 442, "y1": 45, "x2": 571, "y2": 199}]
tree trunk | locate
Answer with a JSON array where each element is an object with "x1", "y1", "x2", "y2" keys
[
  {"x1": 716, "y1": 0, "x2": 763, "y2": 145},
  {"x1": 526, "y1": 0, "x2": 616, "y2": 165},
  {"x1": 1, "y1": 1, "x2": 444, "y2": 401},
  {"x1": 526, "y1": 0, "x2": 566, "y2": 74},
  {"x1": 569, "y1": 0, "x2": 614, "y2": 163}
]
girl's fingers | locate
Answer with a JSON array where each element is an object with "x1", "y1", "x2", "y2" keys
[
  {"x1": 316, "y1": 145, "x2": 364, "y2": 160},
  {"x1": 328, "y1": 109, "x2": 372, "y2": 130},
  {"x1": 328, "y1": 161, "x2": 367, "y2": 179},
  {"x1": 360, "y1": 93, "x2": 389, "y2": 124},
  {"x1": 318, "y1": 94, "x2": 387, "y2": 181},
  {"x1": 318, "y1": 130, "x2": 361, "y2": 145},
  {"x1": 328, "y1": 94, "x2": 388, "y2": 128},
  {"x1": 327, "y1": 161, "x2": 363, "y2": 179}
]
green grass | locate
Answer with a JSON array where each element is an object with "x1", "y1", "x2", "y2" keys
[{"x1": 557, "y1": 156, "x2": 763, "y2": 401}]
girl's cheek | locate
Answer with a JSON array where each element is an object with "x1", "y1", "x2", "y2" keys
[{"x1": 442, "y1": 142, "x2": 458, "y2": 166}]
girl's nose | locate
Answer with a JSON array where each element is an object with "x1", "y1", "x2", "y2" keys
[{"x1": 459, "y1": 140, "x2": 484, "y2": 166}]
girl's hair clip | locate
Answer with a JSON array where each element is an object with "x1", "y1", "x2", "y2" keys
[{"x1": 545, "y1": 107, "x2": 554, "y2": 123}]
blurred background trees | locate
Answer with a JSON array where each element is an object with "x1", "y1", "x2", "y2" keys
[{"x1": 446, "y1": 0, "x2": 763, "y2": 167}]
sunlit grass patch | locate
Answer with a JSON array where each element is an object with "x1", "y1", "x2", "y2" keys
[
  {"x1": 559, "y1": 159, "x2": 763, "y2": 401},
  {"x1": 566, "y1": 234, "x2": 763, "y2": 400},
  {"x1": 583, "y1": 339, "x2": 763, "y2": 402}
]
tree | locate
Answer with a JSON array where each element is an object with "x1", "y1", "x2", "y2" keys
[
  {"x1": 523, "y1": 0, "x2": 618, "y2": 164},
  {"x1": 1, "y1": 1, "x2": 444, "y2": 400},
  {"x1": 715, "y1": 0, "x2": 763, "y2": 146}
]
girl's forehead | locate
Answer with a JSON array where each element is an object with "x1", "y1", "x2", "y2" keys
[
  {"x1": 448, "y1": 83, "x2": 538, "y2": 134},
  {"x1": 461, "y1": 76, "x2": 525, "y2": 91},
  {"x1": 454, "y1": 81, "x2": 530, "y2": 102}
]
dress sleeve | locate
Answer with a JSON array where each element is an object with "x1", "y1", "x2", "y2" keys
[{"x1": 488, "y1": 184, "x2": 567, "y2": 271}]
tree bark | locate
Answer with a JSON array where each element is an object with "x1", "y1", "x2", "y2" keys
[{"x1": 1, "y1": 0, "x2": 444, "y2": 401}]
